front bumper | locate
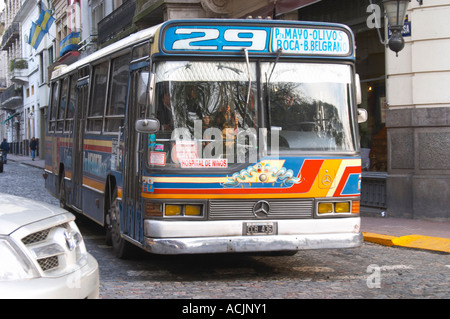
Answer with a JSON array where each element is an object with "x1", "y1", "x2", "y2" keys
[
  {"x1": 0, "y1": 253, "x2": 99, "y2": 299},
  {"x1": 145, "y1": 232, "x2": 363, "y2": 254},
  {"x1": 144, "y1": 217, "x2": 363, "y2": 254}
]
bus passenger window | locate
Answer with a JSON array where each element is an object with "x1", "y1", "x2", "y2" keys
[
  {"x1": 49, "y1": 81, "x2": 59, "y2": 132},
  {"x1": 105, "y1": 54, "x2": 130, "y2": 132},
  {"x1": 65, "y1": 74, "x2": 77, "y2": 132},
  {"x1": 132, "y1": 42, "x2": 149, "y2": 61},
  {"x1": 88, "y1": 61, "x2": 108, "y2": 132},
  {"x1": 57, "y1": 77, "x2": 69, "y2": 131}
]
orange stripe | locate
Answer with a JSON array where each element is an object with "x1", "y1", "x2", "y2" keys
[
  {"x1": 142, "y1": 192, "x2": 319, "y2": 199},
  {"x1": 83, "y1": 177, "x2": 105, "y2": 192}
]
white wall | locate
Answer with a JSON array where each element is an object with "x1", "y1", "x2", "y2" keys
[{"x1": 386, "y1": 0, "x2": 450, "y2": 109}]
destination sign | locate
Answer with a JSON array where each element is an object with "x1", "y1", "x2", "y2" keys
[
  {"x1": 162, "y1": 23, "x2": 352, "y2": 57},
  {"x1": 271, "y1": 27, "x2": 351, "y2": 55}
]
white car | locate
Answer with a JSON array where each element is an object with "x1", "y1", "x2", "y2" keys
[{"x1": 0, "y1": 194, "x2": 99, "y2": 299}]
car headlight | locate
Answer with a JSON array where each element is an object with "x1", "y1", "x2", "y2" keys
[{"x1": 0, "y1": 237, "x2": 38, "y2": 281}]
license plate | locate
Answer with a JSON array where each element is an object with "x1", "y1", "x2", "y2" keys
[{"x1": 244, "y1": 222, "x2": 277, "y2": 236}]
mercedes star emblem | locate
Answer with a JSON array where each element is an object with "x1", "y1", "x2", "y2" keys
[{"x1": 253, "y1": 200, "x2": 270, "y2": 218}]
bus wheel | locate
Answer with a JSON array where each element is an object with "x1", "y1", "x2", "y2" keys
[{"x1": 107, "y1": 188, "x2": 134, "y2": 259}]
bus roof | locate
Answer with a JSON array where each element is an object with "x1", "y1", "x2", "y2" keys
[
  {"x1": 51, "y1": 19, "x2": 354, "y2": 80},
  {"x1": 51, "y1": 23, "x2": 161, "y2": 80}
]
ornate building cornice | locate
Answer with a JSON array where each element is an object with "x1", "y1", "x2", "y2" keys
[{"x1": 201, "y1": 0, "x2": 229, "y2": 17}]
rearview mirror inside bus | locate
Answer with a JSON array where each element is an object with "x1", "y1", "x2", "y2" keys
[{"x1": 136, "y1": 118, "x2": 160, "y2": 133}]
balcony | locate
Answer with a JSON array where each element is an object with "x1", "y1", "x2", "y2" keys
[
  {"x1": 98, "y1": 0, "x2": 137, "y2": 45},
  {"x1": 1, "y1": 23, "x2": 20, "y2": 51},
  {"x1": 0, "y1": 78, "x2": 7, "y2": 93},
  {"x1": 10, "y1": 59, "x2": 29, "y2": 85},
  {"x1": 0, "y1": 84, "x2": 23, "y2": 111}
]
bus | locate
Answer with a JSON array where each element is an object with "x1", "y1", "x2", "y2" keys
[{"x1": 44, "y1": 19, "x2": 368, "y2": 258}]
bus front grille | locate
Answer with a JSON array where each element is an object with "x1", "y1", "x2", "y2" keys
[{"x1": 208, "y1": 199, "x2": 313, "y2": 220}]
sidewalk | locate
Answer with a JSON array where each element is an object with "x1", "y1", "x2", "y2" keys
[
  {"x1": 6, "y1": 154, "x2": 44, "y2": 169},
  {"x1": 4, "y1": 154, "x2": 450, "y2": 253},
  {"x1": 361, "y1": 216, "x2": 450, "y2": 253}
]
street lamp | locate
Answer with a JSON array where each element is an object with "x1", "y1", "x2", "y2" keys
[{"x1": 383, "y1": 0, "x2": 411, "y2": 55}]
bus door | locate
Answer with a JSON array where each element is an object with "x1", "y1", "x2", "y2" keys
[
  {"x1": 121, "y1": 66, "x2": 149, "y2": 242},
  {"x1": 72, "y1": 78, "x2": 89, "y2": 210}
]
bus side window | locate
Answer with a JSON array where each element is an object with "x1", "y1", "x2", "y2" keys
[
  {"x1": 87, "y1": 61, "x2": 109, "y2": 132},
  {"x1": 105, "y1": 54, "x2": 130, "y2": 132},
  {"x1": 65, "y1": 74, "x2": 77, "y2": 132},
  {"x1": 57, "y1": 77, "x2": 69, "y2": 132},
  {"x1": 48, "y1": 81, "x2": 60, "y2": 132}
]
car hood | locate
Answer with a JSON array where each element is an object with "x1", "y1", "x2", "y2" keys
[{"x1": 0, "y1": 194, "x2": 69, "y2": 235}]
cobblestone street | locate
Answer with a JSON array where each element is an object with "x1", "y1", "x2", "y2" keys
[
  {"x1": 1, "y1": 161, "x2": 449, "y2": 301},
  {"x1": 0, "y1": 161, "x2": 59, "y2": 206},
  {"x1": 88, "y1": 238, "x2": 449, "y2": 299}
]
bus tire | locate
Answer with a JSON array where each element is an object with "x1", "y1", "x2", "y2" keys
[{"x1": 107, "y1": 187, "x2": 135, "y2": 259}]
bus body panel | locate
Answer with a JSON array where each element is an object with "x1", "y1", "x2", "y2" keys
[
  {"x1": 44, "y1": 19, "x2": 364, "y2": 255},
  {"x1": 141, "y1": 157, "x2": 361, "y2": 199}
]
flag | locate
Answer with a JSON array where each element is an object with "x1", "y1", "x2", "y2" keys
[
  {"x1": 59, "y1": 32, "x2": 81, "y2": 56},
  {"x1": 28, "y1": 22, "x2": 45, "y2": 50},
  {"x1": 27, "y1": 5, "x2": 54, "y2": 50},
  {"x1": 35, "y1": 6, "x2": 55, "y2": 33}
]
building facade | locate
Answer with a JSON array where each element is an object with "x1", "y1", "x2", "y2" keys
[
  {"x1": 0, "y1": 0, "x2": 448, "y2": 220},
  {"x1": 385, "y1": 0, "x2": 450, "y2": 220},
  {"x1": 1, "y1": 0, "x2": 24, "y2": 153}
]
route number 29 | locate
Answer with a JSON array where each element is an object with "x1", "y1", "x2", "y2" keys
[{"x1": 169, "y1": 27, "x2": 268, "y2": 51}]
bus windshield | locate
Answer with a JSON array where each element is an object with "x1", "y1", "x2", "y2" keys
[
  {"x1": 149, "y1": 60, "x2": 258, "y2": 169},
  {"x1": 265, "y1": 62, "x2": 355, "y2": 152},
  {"x1": 148, "y1": 60, "x2": 355, "y2": 169}
]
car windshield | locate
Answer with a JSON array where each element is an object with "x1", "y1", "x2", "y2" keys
[{"x1": 264, "y1": 62, "x2": 355, "y2": 152}]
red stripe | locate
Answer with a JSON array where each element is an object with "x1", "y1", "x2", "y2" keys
[
  {"x1": 333, "y1": 166, "x2": 361, "y2": 197},
  {"x1": 84, "y1": 144, "x2": 112, "y2": 153}
]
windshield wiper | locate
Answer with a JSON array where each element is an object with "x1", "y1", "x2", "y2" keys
[
  {"x1": 265, "y1": 49, "x2": 283, "y2": 127},
  {"x1": 267, "y1": 48, "x2": 283, "y2": 83},
  {"x1": 243, "y1": 48, "x2": 252, "y2": 107}
]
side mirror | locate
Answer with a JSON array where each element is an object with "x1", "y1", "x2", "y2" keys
[
  {"x1": 357, "y1": 108, "x2": 368, "y2": 123},
  {"x1": 355, "y1": 73, "x2": 362, "y2": 105},
  {"x1": 136, "y1": 118, "x2": 160, "y2": 133}
]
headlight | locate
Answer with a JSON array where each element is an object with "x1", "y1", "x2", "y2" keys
[
  {"x1": 144, "y1": 202, "x2": 204, "y2": 218},
  {"x1": 165, "y1": 204, "x2": 182, "y2": 216},
  {"x1": 185, "y1": 205, "x2": 202, "y2": 216},
  {"x1": 335, "y1": 202, "x2": 350, "y2": 213},
  {"x1": 318, "y1": 203, "x2": 333, "y2": 214},
  {"x1": 316, "y1": 201, "x2": 354, "y2": 215},
  {"x1": 0, "y1": 237, "x2": 37, "y2": 281}
]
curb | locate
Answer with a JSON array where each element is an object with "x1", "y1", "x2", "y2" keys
[
  {"x1": 7, "y1": 158, "x2": 44, "y2": 170},
  {"x1": 363, "y1": 232, "x2": 450, "y2": 253}
]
